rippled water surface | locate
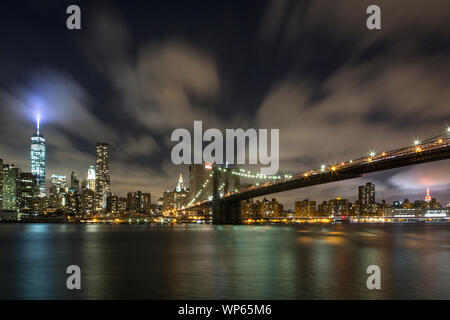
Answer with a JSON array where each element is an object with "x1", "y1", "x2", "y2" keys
[{"x1": 0, "y1": 223, "x2": 449, "y2": 299}]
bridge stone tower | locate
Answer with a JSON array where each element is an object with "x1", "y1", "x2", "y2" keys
[{"x1": 211, "y1": 166, "x2": 242, "y2": 224}]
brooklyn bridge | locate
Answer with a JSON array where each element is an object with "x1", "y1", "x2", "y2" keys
[{"x1": 181, "y1": 129, "x2": 450, "y2": 224}]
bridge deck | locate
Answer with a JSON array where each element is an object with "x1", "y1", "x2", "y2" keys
[{"x1": 185, "y1": 137, "x2": 450, "y2": 209}]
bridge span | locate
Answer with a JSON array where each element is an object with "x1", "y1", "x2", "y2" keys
[{"x1": 182, "y1": 135, "x2": 450, "y2": 224}]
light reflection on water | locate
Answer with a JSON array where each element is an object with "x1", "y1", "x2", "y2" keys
[{"x1": 0, "y1": 223, "x2": 449, "y2": 299}]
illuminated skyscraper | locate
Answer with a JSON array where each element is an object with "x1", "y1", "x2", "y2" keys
[
  {"x1": 50, "y1": 174, "x2": 66, "y2": 195},
  {"x1": 127, "y1": 191, "x2": 142, "y2": 212},
  {"x1": 176, "y1": 173, "x2": 185, "y2": 192},
  {"x1": 294, "y1": 199, "x2": 316, "y2": 217},
  {"x1": 19, "y1": 172, "x2": 37, "y2": 213},
  {"x1": 358, "y1": 182, "x2": 376, "y2": 214},
  {"x1": 87, "y1": 164, "x2": 96, "y2": 191},
  {"x1": 257, "y1": 198, "x2": 284, "y2": 218},
  {"x1": 70, "y1": 171, "x2": 80, "y2": 194},
  {"x1": 95, "y1": 142, "x2": 111, "y2": 212},
  {"x1": 81, "y1": 187, "x2": 95, "y2": 215},
  {"x1": 30, "y1": 113, "x2": 46, "y2": 196},
  {"x1": 328, "y1": 197, "x2": 350, "y2": 216},
  {"x1": 2, "y1": 164, "x2": 21, "y2": 211},
  {"x1": 425, "y1": 188, "x2": 432, "y2": 203},
  {"x1": 162, "y1": 175, "x2": 190, "y2": 212},
  {"x1": 118, "y1": 197, "x2": 127, "y2": 214},
  {"x1": 125, "y1": 191, "x2": 152, "y2": 213},
  {"x1": 106, "y1": 195, "x2": 118, "y2": 215},
  {"x1": 142, "y1": 193, "x2": 151, "y2": 213}
]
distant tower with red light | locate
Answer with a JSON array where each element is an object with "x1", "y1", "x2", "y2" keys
[{"x1": 425, "y1": 188, "x2": 431, "y2": 203}]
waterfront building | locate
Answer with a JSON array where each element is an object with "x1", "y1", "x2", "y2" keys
[
  {"x1": 106, "y1": 195, "x2": 118, "y2": 215},
  {"x1": 387, "y1": 207, "x2": 449, "y2": 218},
  {"x1": 162, "y1": 190, "x2": 175, "y2": 212},
  {"x1": 66, "y1": 190, "x2": 80, "y2": 215},
  {"x1": 70, "y1": 171, "x2": 80, "y2": 194},
  {"x1": 257, "y1": 198, "x2": 284, "y2": 217},
  {"x1": 95, "y1": 142, "x2": 111, "y2": 212},
  {"x1": 294, "y1": 199, "x2": 316, "y2": 217},
  {"x1": 163, "y1": 174, "x2": 190, "y2": 213},
  {"x1": 125, "y1": 191, "x2": 152, "y2": 213},
  {"x1": 2, "y1": 164, "x2": 21, "y2": 211},
  {"x1": 118, "y1": 197, "x2": 127, "y2": 214},
  {"x1": 80, "y1": 179, "x2": 87, "y2": 190},
  {"x1": 163, "y1": 189, "x2": 189, "y2": 212},
  {"x1": 174, "y1": 189, "x2": 189, "y2": 210},
  {"x1": 19, "y1": 172, "x2": 37, "y2": 213},
  {"x1": 317, "y1": 201, "x2": 328, "y2": 215},
  {"x1": 49, "y1": 175, "x2": 67, "y2": 210},
  {"x1": 351, "y1": 202, "x2": 361, "y2": 215},
  {"x1": 402, "y1": 199, "x2": 413, "y2": 209},
  {"x1": 358, "y1": 182, "x2": 376, "y2": 214},
  {"x1": 423, "y1": 208, "x2": 450, "y2": 217},
  {"x1": 328, "y1": 197, "x2": 350, "y2": 216},
  {"x1": 142, "y1": 193, "x2": 151, "y2": 213},
  {"x1": 429, "y1": 198, "x2": 440, "y2": 208},
  {"x1": 379, "y1": 200, "x2": 391, "y2": 216},
  {"x1": 393, "y1": 200, "x2": 402, "y2": 208},
  {"x1": 48, "y1": 194, "x2": 65, "y2": 210},
  {"x1": 32, "y1": 196, "x2": 48, "y2": 214},
  {"x1": 126, "y1": 191, "x2": 141, "y2": 212},
  {"x1": 81, "y1": 187, "x2": 95, "y2": 215},
  {"x1": 174, "y1": 174, "x2": 189, "y2": 209},
  {"x1": 50, "y1": 175, "x2": 66, "y2": 195},
  {"x1": 87, "y1": 164, "x2": 96, "y2": 191},
  {"x1": 241, "y1": 199, "x2": 259, "y2": 219},
  {"x1": 151, "y1": 203, "x2": 161, "y2": 216}
]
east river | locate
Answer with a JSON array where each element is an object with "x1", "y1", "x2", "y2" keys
[{"x1": 0, "y1": 223, "x2": 449, "y2": 299}]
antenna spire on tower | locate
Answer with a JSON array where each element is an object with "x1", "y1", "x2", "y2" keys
[
  {"x1": 425, "y1": 187, "x2": 431, "y2": 202},
  {"x1": 37, "y1": 113, "x2": 40, "y2": 135},
  {"x1": 176, "y1": 173, "x2": 185, "y2": 192}
]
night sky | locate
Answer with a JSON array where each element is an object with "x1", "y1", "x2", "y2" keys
[{"x1": 1, "y1": 0, "x2": 449, "y2": 208}]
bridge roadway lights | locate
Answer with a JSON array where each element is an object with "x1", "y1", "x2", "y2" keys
[
  {"x1": 192, "y1": 143, "x2": 450, "y2": 223},
  {"x1": 212, "y1": 199, "x2": 241, "y2": 225}
]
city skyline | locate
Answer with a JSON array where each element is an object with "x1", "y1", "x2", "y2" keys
[
  {"x1": 0, "y1": 1, "x2": 450, "y2": 208},
  {"x1": 1, "y1": 120, "x2": 449, "y2": 215},
  {"x1": 1, "y1": 116, "x2": 449, "y2": 210}
]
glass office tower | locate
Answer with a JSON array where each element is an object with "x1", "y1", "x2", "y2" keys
[
  {"x1": 30, "y1": 114, "x2": 46, "y2": 196},
  {"x1": 95, "y1": 142, "x2": 110, "y2": 212},
  {"x1": 87, "y1": 164, "x2": 96, "y2": 191}
]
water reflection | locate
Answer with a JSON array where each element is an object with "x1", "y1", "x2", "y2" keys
[{"x1": 0, "y1": 223, "x2": 449, "y2": 299}]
